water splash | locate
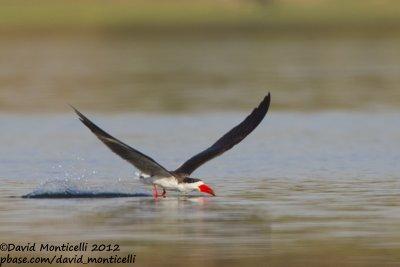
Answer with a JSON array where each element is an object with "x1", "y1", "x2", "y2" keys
[
  {"x1": 23, "y1": 191, "x2": 150, "y2": 199},
  {"x1": 24, "y1": 158, "x2": 151, "y2": 198},
  {"x1": 23, "y1": 179, "x2": 151, "y2": 198}
]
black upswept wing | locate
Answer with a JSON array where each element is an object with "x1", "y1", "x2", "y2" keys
[
  {"x1": 72, "y1": 107, "x2": 172, "y2": 177},
  {"x1": 174, "y1": 93, "x2": 270, "y2": 176}
]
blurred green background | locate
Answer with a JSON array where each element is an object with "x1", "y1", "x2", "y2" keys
[
  {"x1": 1, "y1": 0, "x2": 400, "y2": 34},
  {"x1": 0, "y1": 0, "x2": 399, "y2": 112}
]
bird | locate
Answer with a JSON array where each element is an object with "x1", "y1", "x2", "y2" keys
[{"x1": 71, "y1": 93, "x2": 270, "y2": 198}]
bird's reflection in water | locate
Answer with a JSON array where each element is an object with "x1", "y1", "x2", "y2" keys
[
  {"x1": 153, "y1": 196, "x2": 210, "y2": 205},
  {"x1": 77, "y1": 194, "x2": 270, "y2": 248}
]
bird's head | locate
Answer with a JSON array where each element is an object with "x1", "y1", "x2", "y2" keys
[
  {"x1": 198, "y1": 183, "x2": 216, "y2": 196},
  {"x1": 181, "y1": 177, "x2": 216, "y2": 196}
]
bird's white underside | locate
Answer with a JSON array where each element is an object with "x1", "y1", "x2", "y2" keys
[{"x1": 137, "y1": 172, "x2": 203, "y2": 193}]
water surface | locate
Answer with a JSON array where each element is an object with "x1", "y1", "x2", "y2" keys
[{"x1": 1, "y1": 112, "x2": 399, "y2": 266}]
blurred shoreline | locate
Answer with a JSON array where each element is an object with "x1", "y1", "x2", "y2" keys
[{"x1": 1, "y1": 34, "x2": 399, "y2": 113}]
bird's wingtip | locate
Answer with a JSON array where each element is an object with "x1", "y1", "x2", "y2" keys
[
  {"x1": 260, "y1": 92, "x2": 271, "y2": 107},
  {"x1": 69, "y1": 104, "x2": 78, "y2": 113},
  {"x1": 69, "y1": 104, "x2": 87, "y2": 122}
]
